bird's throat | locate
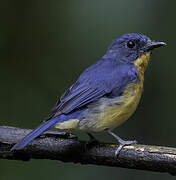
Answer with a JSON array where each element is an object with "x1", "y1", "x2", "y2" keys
[{"x1": 134, "y1": 52, "x2": 150, "y2": 73}]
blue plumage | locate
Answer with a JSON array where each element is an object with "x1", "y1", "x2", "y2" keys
[
  {"x1": 11, "y1": 109, "x2": 84, "y2": 151},
  {"x1": 11, "y1": 33, "x2": 165, "y2": 152},
  {"x1": 11, "y1": 117, "x2": 60, "y2": 151}
]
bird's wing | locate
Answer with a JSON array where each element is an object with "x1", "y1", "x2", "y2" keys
[
  {"x1": 45, "y1": 62, "x2": 139, "y2": 120},
  {"x1": 46, "y1": 81, "x2": 107, "y2": 119}
]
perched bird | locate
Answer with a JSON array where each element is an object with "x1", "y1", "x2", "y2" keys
[{"x1": 11, "y1": 33, "x2": 166, "y2": 155}]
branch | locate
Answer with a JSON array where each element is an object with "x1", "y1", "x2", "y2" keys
[{"x1": 0, "y1": 126, "x2": 176, "y2": 175}]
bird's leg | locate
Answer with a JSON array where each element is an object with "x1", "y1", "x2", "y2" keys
[
  {"x1": 87, "y1": 133, "x2": 96, "y2": 141},
  {"x1": 85, "y1": 133, "x2": 99, "y2": 150},
  {"x1": 107, "y1": 130, "x2": 137, "y2": 156},
  {"x1": 87, "y1": 132, "x2": 99, "y2": 143},
  {"x1": 43, "y1": 131, "x2": 77, "y2": 139}
]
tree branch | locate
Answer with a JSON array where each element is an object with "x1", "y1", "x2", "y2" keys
[{"x1": 0, "y1": 126, "x2": 176, "y2": 175}]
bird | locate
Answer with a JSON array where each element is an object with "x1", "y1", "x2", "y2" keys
[{"x1": 10, "y1": 33, "x2": 166, "y2": 155}]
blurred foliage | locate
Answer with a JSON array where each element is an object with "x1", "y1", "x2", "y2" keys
[{"x1": 0, "y1": 0, "x2": 175, "y2": 179}]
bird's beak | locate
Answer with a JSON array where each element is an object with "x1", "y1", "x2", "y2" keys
[{"x1": 145, "y1": 41, "x2": 166, "y2": 51}]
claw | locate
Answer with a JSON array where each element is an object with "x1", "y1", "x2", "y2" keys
[
  {"x1": 107, "y1": 130, "x2": 137, "y2": 156},
  {"x1": 115, "y1": 140, "x2": 137, "y2": 156},
  {"x1": 115, "y1": 144, "x2": 123, "y2": 156}
]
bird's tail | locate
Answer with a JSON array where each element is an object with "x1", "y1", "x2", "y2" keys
[{"x1": 10, "y1": 117, "x2": 59, "y2": 151}]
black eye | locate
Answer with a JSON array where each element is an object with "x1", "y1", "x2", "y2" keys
[{"x1": 127, "y1": 40, "x2": 135, "y2": 48}]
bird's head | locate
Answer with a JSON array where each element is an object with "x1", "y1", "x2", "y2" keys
[{"x1": 107, "y1": 33, "x2": 166, "y2": 69}]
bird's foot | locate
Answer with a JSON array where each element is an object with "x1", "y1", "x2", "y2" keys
[
  {"x1": 84, "y1": 133, "x2": 99, "y2": 151},
  {"x1": 107, "y1": 130, "x2": 137, "y2": 156},
  {"x1": 87, "y1": 133, "x2": 99, "y2": 144},
  {"x1": 43, "y1": 131, "x2": 77, "y2": 139},
  {"x1": 115, "y1": 139, "x2": 137, "y2": 156}
]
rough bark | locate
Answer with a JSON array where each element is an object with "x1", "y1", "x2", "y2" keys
[{"x1": 0, "y1": 126, "x2": 176, "y2": 175}]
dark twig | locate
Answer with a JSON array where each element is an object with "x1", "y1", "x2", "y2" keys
[{"x1": 0, "y1": 126, "x2": 176, "y2": 175}]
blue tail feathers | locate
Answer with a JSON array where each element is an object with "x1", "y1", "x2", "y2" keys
[
  {"x1": 10, "y1": 117, "x2": 59, "y2": 151},
  {"x1": 10, "y1": 108, "x2": 84, "y2": 151}
]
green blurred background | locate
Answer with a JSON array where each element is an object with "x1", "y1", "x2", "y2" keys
[{"x1": 0, "y1": 0, "x2": 175, "y2": 179}]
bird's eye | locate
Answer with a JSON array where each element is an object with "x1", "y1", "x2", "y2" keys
[{"x1": 127, "y1": 40, "x2": 135, "y2": 48}]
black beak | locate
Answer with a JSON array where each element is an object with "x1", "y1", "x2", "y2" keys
[{"x1": 146, "y1": 41, "x2": 166, "y2": 51}]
